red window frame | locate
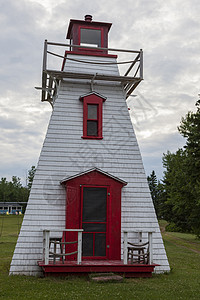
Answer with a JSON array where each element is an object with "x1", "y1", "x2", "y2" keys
[
  {"x1": 78, "y1": 25, "x2": 104, "y2": 51},
  {"x1": 80, "y1": 93, "x2": 106, "y2": 139}
]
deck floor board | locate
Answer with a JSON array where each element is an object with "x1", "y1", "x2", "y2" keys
[{"x1": 38, "y1": 260, "x2": 158, "y2": 278}]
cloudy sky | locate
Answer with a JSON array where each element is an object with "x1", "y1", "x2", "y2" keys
[{"x1": 0, "y1": 0, "x2": 199, "y2": 184}]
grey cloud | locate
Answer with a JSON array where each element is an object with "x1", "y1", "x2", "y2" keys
[
  {"x1": 0, "y1": 0, "x2": 200, "y2": 183},
  {"x1": 0, "y1": 115, "x2": 22, "y2": 130}
]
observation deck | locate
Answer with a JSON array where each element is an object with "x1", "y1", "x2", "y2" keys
[{"x1": 36, "y1": 41, "x2": 143, "y2": 107}]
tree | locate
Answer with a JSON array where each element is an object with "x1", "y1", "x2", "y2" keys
[
  {"x1": 27, "y1": 166, "x2": 36, "y2": 190},
  {"x1": 0, "y1": 177, "x2": 29, "y2": 203},
  {"x1": 0, "y1": 178, "x2": 10, "y2": 202},
  {"x1": 147, "y1": 171, "x2": 159, "y2": 213},
  {"x1": 161, "y1": 100, "x2": 200, "y2": 237},
  {"x1": 162, "y1": 150, "x2": 192, "y2": 232},
  {"x1": 147, "y1": 170, "x2": 165, "y2": 218},
  {"x1": 177, "y1": 100, "x2": 200, "y2": 236}
]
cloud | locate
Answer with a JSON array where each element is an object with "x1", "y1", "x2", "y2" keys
[{"x1": 0, "y1": 0, "x2": 200, "y2": 184}]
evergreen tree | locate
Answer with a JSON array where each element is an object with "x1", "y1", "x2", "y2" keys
[
  {"x1": 147, "y1": 170, "x2": 165, "y2": 218},
  {"x1": 162, "y1": 150, "x2": 192, "y2": 232},
  {"x1": 178, "y1": 100, "x2": 200, "y2": 236},
  {"x1": 147, "y1": 171, "x2": 158, "y2": 208},
  {"x1": 162, "y1": 99, "x2": 200, "y2": 237},
  {"x1": 27, "y1": 166, "x2": 36, "y2": 190}
]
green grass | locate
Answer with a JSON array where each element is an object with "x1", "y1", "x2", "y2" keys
[{"x1": 0, "y1": 216, "x2": 200, "y2": 300}]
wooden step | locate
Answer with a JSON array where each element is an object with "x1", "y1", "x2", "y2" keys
[{"x1": 90, "y1": 273, "x2": 123, "y2": 283}]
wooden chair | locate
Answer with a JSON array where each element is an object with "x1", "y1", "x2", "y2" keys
[
  {"x1": 49, "y1": 237, "x2": 64, "y2": 264},
  {"x1": 49, "y1": 237, "x2": 79, "y2": 264},
  {"x1": 127, "y1": 241, "x2": 149, "y2": 264}
]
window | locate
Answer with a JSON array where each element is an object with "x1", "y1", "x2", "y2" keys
[
  {"x1": 80, "y1": 93, "x2": 106, "y2": 139},
  {"x1": 87, "y1": 104, "x2": 98, "y2": 136},
  {"x1": 80, "y1": 28, "x2": 101, "y2": 47}
]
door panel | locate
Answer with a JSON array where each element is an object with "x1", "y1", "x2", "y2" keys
[
  {"x1": 82, "y1": 233, "x2": 93, "y2": 256},
  {"x1": 94, "y1": 233, "x2": 106, "y2": 256},
  {"x1": 82, "y1": 187, "x2": 107, "y2": 258},
  {"x1": 82, "y1": 187, "x2": 107, "y2": 222}
]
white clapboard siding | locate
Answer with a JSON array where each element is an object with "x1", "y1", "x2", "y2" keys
[{"x1": 10, "y1": 54, "x2": 170, "y2": 275}]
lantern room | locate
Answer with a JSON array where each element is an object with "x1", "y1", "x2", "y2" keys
[{"x1": 66, "y1": 15, "x2": 112, "y2": 55}]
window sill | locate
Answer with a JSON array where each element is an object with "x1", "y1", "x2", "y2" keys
[{"x1": 82, "y1": 136, "x2": 103, "y2": 140}]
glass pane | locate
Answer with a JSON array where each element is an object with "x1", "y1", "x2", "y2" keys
[
  {"x1": 83, "y1": 187, "x2": 107, "y2": 222},
  {"x1": 88, "y1": 104, "x2": 97, "y2": 119},
  {"x1": 87, "y1": 120, "x2": 98, "y2": 136},
  {"x1": 82, "y1": 223, "x2": 106, "y2": 232},
  {"x1": 81, "y1": 28, "x2": 101, "y2": 47},
  {"x1": 82, "y1": 233, "x2": 93, "y2": 256},
  {"x1": 95, "y1": 233, "x2": 106, "y2": 256}
]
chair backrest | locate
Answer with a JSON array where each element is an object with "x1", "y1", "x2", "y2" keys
[{"x1": 128, "y1": 241, "x2": 149, "y2": 248}]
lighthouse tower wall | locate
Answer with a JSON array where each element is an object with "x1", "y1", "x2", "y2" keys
[{"x1": 10, "y1": 53, "x2": 170, "y2": 276}]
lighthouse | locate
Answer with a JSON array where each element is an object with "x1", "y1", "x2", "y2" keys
[{"x1": 10, "y1": 15, "x2": 170, "y2": 276}]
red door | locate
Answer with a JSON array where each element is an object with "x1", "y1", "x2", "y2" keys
[
  {"x1": 81, "y1": 186, "x2": 108, "y2": 259},
  {"x1": 63, "y1": 169, "x2": 126, "y2": 260}
]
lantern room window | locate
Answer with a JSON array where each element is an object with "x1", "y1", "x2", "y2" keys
[
  {"x1": 80, "y1": 92, "x2": 106, "y2": 139},
  {"x1": 80, "y1": 28, "x2": 102, "y2": 47},
  {"x1": 66, "y1": 16, "x2": 113, "y2": 55}
]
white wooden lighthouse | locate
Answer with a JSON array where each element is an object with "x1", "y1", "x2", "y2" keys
[{"x1": 10, "y1": 15, "x2": 170, "y2": 277}]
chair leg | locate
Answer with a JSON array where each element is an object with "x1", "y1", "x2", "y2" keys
[
  {"x1": 131, "y1": 249, "x2": 133, "y2": 264},
  {"x1": 60, "y1": 243, "x2": 64, "y2": 264},
  {"x1": 53, "y1": 241, "x2": 56, "y2": 264}
]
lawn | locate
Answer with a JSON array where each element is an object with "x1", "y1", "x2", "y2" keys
[{"x1": 0, "y1": 215, "x2": 200, "y2": 300}]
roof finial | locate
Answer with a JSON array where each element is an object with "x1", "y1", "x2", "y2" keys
[{"x1": 85, "y1": 15, "x2": 92, "y2": 22}]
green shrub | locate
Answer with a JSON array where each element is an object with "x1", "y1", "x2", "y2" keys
[{"x1": 165, "y1": 222, "x2": 183, "y2": 233}]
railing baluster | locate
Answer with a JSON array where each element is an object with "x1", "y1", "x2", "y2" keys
[
  {"x1": 77, "y1": 231, "x2": 82, "y2": 264},
  {"x1": 140, "y1": 49, "x2": 143, "y2": 80},
  {"x1": 123, "y1": 231, "x2": 128, "y2": 264},
  {"x1": 148, "y1": 232, "x2": 153, "y2": 264},
  {"x1": 44, "y1": 230, "x2": 50, "y2": 265}
]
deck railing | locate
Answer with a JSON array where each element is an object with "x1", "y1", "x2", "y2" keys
[
  {"x1": 36, "y1": 40, "x2": 143, "y2": 105},
  {"x1": 123, "y1": 231, "x2": 154, "y2": 265},
  {"x1": 43, "y1": 229, "x2": 153, "y2": 265},
  {"x1": 43, "y1": 229, "x2": 83, "y2": 265}
]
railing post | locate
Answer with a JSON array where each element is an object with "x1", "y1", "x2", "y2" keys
[
  {"x1": 43, "y1": 39, "x2": 48, "y2": 72},
  {"x1": 138, "y1": 232, "x2": 142, "y2": 244},
  {"x1": 148, "y1": 232, "x2": 153, "y2": 264},
  {"x1": 77, "y1": 231, "x2": 82, "y2": 265},
  {"x1": 140, "y1": 49, "x2": 143, "y2": 80},
  {"x1": 43, "y1": 230, "x2": 45, "y2": 262},
  {"x1": 43, "y1": 230, "x2": 50, "y2": 265},
  {"x1": 41, "y1": 40, "x2": 48, "y2": 102},
  {"x1": 123, "y1": 231, "x2": 128, "y2": 264}
]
